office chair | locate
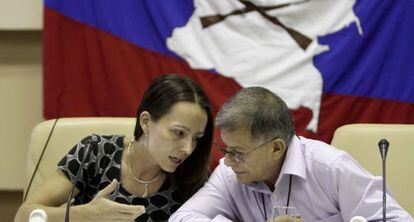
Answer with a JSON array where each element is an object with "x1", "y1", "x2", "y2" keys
[
  {"x1": 331, "y1": 124, "x2": 414, "y2": 216},
  {"x1": 25, "y1": 117, "x2": 135, "y2": 200}
]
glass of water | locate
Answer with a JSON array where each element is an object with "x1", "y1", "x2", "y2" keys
[{"x1": 271, "y1": 206, "x2": 300, "y2": 222}]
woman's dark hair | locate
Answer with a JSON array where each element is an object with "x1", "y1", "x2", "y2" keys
[{"x1": 133, "y1": 74, "x2": 213, "y2": 200}]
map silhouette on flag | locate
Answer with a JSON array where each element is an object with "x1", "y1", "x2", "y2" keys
[{"x1": 43, "y1": 0, "x2": 414, "y2": 167}]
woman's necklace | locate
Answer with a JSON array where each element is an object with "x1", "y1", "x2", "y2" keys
[{"x1": 127, "y1": 140, "x2": 162, "y2": 197}]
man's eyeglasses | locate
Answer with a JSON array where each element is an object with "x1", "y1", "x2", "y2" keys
[{"x1": 214, "y1": 137, "x2": 278, "y2": 163}]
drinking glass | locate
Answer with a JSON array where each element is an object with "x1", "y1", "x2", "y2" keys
[{"x1": 271, "y1": 206, "x2": 300, "y2": 222}]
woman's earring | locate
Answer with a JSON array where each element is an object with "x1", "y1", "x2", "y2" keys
[{"x1": 144, "y1": 133, "x2": 148, "y2": 148}]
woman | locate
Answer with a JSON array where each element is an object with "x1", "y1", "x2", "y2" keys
[{"x1": 15, "y1": 74, "x2": 214, "y2": 222}]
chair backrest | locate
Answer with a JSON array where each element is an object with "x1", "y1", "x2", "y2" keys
[
  {"x1": 25, "y1": 117, "x2": 136, "y2": 199},
  {"x1": 331, "y1": 124, "x2": 414, "y2": 216}
]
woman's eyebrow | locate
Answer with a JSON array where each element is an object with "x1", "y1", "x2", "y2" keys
[{"x1": 171, "y1": 124, "x2": 190, "y2": 132}]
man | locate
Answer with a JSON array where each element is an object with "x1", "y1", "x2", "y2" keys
[{"x1": 169, "y1": 87, "x2": 413, "y2": 222}]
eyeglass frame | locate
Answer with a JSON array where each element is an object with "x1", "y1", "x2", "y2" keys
[{"x1": 214, "y1": 136, "x2": 278, "y2": 163}]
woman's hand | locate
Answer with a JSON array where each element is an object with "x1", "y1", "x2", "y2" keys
[
  {"x1": 81, "y1": 179, "x2": 145, "y2": 221},
  {"x1": 15, "y1": 172, "x2": 146, "y2": 222}
]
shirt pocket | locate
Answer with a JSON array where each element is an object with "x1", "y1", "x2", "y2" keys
[{"x1": 314, "y1": 212, "x2": 343, "y2": 222}]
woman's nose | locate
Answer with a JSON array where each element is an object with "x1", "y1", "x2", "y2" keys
[{"x1": 181, "y1": 138, "x2": 194, "y2": 155}]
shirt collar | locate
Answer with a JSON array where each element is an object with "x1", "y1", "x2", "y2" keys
[
  {"x1": 245, "y1": 135, "x2": 306, "y2": 193},
  {"x1": 279, "y1": 135, "x2": 307, "y2": 180}
]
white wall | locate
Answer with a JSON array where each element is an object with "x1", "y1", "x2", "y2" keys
[
  {"x1": 0, "y1": 31, "x2": 43, "y2": 190},
  {"x1": 0, "y1": 0, "x2": 43, "y2": 30},
  {"x1": 0, "y1": 0, "x2": 43, "y2": 190}
]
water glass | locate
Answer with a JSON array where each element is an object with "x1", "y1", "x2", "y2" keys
[{"x1": 272, "y1": 206, "x2": 300, "y2": 222}]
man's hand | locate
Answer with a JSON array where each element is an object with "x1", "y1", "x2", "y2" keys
[{"x1": 267, "y1": 215, "x2": 302, "y2": 222}]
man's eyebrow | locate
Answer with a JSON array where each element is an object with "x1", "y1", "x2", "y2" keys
[{"x1": 227, "y1": 146, "x2": 243, "y2": 152}]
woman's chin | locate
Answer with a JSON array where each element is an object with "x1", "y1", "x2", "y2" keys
[
  {"x1": 161, "y1": 162, "x2": 179, "y2": 173},
  {"x1": 162, "y1": 156, "x2": 183, "y2": 172}
]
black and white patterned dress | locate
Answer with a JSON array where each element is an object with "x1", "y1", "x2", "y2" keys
[{"x1": 58, "y1": 134, "x2": 183, "y2": 222}]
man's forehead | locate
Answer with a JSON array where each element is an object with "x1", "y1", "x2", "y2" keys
[{"x1": 220, "y1": 128, "x2": 254, "y2": 149}]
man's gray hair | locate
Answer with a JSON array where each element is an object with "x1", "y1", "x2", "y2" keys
[{"x1": 216, "y1": 87, "x2": 295, "y2": 146}]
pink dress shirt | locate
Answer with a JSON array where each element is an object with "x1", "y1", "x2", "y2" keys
[{"x1": 170, "y1": 136, "x2": 413, "y2": 222}]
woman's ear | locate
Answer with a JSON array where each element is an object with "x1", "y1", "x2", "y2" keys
[
  {"x1": 139, "y1": 111, "x2": 151, "y2": 134},
  {"x1": 271, "y1": 138, "x2": 287, "y2": 160}
]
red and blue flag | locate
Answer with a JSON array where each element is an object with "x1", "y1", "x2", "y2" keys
[{"x1": 44, "y1": 0, "x2": 414, "y2": 166}]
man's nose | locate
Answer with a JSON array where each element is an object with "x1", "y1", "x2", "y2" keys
[{"x1": 223, "y1": 153, "x2": 237, "y2": 166}]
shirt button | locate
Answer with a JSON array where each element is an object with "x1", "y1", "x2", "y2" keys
[{"x1": 272, "y1": 193, "x2": 278, "y2": 199}]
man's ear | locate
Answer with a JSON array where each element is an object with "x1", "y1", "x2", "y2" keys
[
  {"x1": 271, "y1": 138, "x2": 286, "y2": 160},
  {"x1": 139, "y1": 111, "x2": 151, "y2": 134}
]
